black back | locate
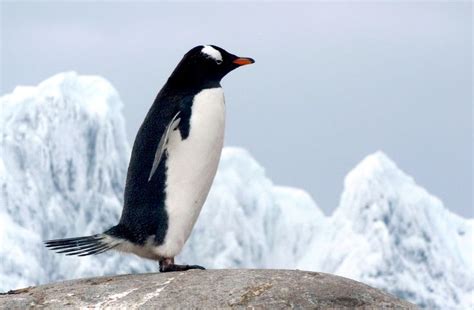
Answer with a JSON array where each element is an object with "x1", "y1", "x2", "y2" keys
[{"x1": 114, "y1": 45, "x2": 252, "y2": 245}]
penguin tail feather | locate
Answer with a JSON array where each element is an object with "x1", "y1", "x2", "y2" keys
[{"x1": 44, "y1": 234, "x2": 120, "y2": 257}]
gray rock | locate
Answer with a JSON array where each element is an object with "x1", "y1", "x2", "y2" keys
[{"x1": 0, "y1": 269, "x2": 416, "y2": 309}]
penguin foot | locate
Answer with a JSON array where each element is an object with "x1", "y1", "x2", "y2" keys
[
  {"x1": 159, "y1": 264, "x2": 205, "y2": 272},
  {"x1": 159, "y1": 257, "x2": 205, "y2": 272}
]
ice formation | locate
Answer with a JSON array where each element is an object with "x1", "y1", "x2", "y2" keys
[{"x1": 297, "y1": 152, "x2": 473, "y2": 309}]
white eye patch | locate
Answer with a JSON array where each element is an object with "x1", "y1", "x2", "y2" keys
[{"x1": 201, "y1": 45, "x2": 223, "y2": 62}]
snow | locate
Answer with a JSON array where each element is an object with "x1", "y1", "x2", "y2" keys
[{"x1": 1, "y1": 73, "x2": 472, "y2": 309}]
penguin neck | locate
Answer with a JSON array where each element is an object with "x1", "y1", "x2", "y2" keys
[{"x1": 166, "y1": 72, "x2": 221, "y2": 94}]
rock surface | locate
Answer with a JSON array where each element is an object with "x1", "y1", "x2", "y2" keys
[{"x1": 0, "y1": 270, "x2": 416, "y2": 309}]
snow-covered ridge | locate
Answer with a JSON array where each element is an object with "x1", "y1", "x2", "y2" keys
[
  {"x1": 0, "y1": 73, "x2": 472, "y2": 309},
  {"x1": 2, "y1": 72, "x2": 121, "y2": 119},
  {"x1": 0, "y1": 72, "x2": 157, "y2": 290},
  {"x1": 299, "y1": 151, "x2": 473, "y2": 309}
]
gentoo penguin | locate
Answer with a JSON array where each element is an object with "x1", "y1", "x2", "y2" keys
[{"x1": 45, "y1": 45, "x2": 254, "y2": 272}]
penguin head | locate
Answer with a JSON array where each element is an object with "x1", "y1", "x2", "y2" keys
[{"x1": 168, "y1": 45, "x2": 254, "y2": 89}]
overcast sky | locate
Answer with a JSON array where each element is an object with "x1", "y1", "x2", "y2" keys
[{"x1": 1, "y1": 1, "x2": 472, "y2": 217}]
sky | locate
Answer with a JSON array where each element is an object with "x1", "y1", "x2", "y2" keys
[{"x1": 1, "y1": 1, "x2": 472, "y2": 217}]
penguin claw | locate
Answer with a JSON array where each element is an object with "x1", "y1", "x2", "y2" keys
[
  {"x1": 159, "y1": 264, "x2": 206, "y2": 272},
  {"x1": 187, "y1": 264, "x2": 206, "y2": 270}
]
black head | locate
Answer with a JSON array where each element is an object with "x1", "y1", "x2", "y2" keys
[{"x1": 167, "y1": 45, "x2": 255, "y2": 90}]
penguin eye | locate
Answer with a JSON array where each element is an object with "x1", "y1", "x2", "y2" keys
[{"x1": 216, "y1": 59, "x2": 223, "y2": 65}]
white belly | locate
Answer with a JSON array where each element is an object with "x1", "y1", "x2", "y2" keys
[{"x1": 155, "y1": 87, "x2": 225, "y2": 258}]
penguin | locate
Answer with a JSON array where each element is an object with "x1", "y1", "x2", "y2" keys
[{"x1": 45, "y1": 45, "x2": 254, "y2": 272}]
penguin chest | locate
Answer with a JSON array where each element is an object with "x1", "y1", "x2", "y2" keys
[{"x1": 157, "y1": 87, "x2": 225, "y2": 257}]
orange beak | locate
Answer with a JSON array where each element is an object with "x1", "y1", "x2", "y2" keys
[{"x1": 233, "y1": 57, "x2": 255, "y2": 66}]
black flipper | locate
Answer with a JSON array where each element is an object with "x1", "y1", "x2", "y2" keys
[{"x1": 148, "y1": 111, "x2": 181, "y2": 181}]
